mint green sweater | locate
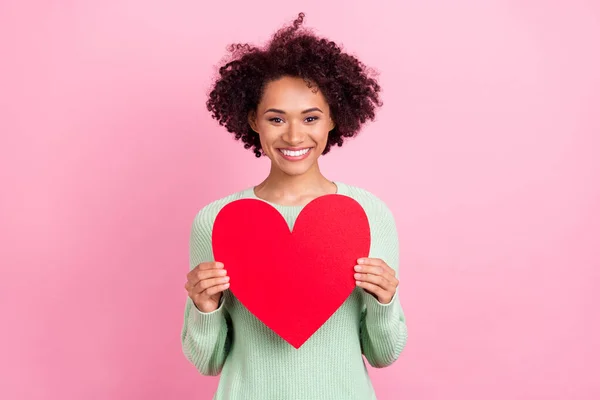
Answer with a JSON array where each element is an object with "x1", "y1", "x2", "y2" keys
[{"x1": 181, "y1": 182, "x2": 408, "y2": 399}]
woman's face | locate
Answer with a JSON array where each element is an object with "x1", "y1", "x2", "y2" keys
[{"x1": 248, "y1": 76, "x2": 335, "y2": 177}]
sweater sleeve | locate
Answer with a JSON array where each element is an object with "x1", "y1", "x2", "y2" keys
[
  {"x1": 359, "y1": 200, "x2": 408, "y2": 368},
  {"x1": 181, "y1": 208, "x2": 232, "y2": 376}
]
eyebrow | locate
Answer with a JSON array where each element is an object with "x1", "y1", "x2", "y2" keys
[{"x1": 263, "y1": 107, "x2": 323, "y2": 115}]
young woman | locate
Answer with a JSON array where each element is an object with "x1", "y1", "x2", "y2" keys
[{"x1": 182, "y1": 13, "x2": 408, "y2": 400}]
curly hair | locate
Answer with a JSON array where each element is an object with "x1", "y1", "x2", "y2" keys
[{"x1": 206, "y1": 12, "x2": 383, "y2": 158}]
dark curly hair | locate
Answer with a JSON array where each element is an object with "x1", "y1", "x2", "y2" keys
[{"x1": 206, "y1": 12, "x2": 383, "y2": 158}]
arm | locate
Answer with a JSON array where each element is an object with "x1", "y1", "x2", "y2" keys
[
  {"x1": 181, "y1": 208, "x2": 232, "y2": 376},
  {"x1": 359, "y1": 203, "x2": 408, "y2": 368}
]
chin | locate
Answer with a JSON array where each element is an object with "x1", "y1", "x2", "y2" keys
[{"x1": 279, "y1": 164, "x2": 314, "y2": 177}]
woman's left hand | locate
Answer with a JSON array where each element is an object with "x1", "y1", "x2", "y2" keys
[{"x1": 354, "y1": 258, "x2": 398, "y2": 304}]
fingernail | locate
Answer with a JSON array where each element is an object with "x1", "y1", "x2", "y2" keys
[
  {"x1": 216, "y1": 262, "x2": 224, "y2": 268},
  {"x1": 357, "y1": 259, "x2": 365, "y2": 264},
  {"x1": 354, "y1": 265, "x2": 362, "y2": 271},
  {"x1": 224, "y1": 282, "x2": 230, "y2": 287},
  {"x1": 354, "y1": 273, "x2": 361, "y2": 279},
  {"x1": 224, "y1": 276, "x2": 230, "y2": 281}
]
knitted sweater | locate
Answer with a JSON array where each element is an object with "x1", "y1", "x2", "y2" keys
[{"x1": 181, "y1": 182, "x2": 408, "y2": 400}]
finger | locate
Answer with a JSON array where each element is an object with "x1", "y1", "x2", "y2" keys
[
  {"x1": 355, "y1": 264, "x2": 384, "y2": 275},
  {"x1": 194, "y1": 276, "x2": 230, "y2": 294},
  {"x1": 198, "y1": 261, "x2": 224, "y2": 270},
  {"x1": 187, "y1": 262, "x2": 224, "y2": 279},
  {"x1": 358, "y1": 258, "x2": 395, "y2": 272},
  {"x1": 358, "y1": 257, "x2": 386, "y2": 267},
  {"x1": 356, "y1": 280, "x2": 387, "y2": 300},
  {"x1": 354, "y1": 265, "x2": 396, "y2": 286},
  {"x1": 187, "y1": 261, "x2": 223, "y2": 279},
  {"x1": 356, "y1": 259, "x2": 396, "y2": 278},
  {"x1": 189, "y1": 268, "x2": 228, "y2": 286},
  {"x1": 203, "y1": 282, "x2": 230, "y2": 297},
  {"x1": 354, "y1": 272, "x2": 396, "y2": 292}
]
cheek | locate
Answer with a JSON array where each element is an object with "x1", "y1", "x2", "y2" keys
[
  {"x1": 256, "y1": 127, "x2": 278, "y2": 153},
  {"x1": 314, "y1": 126, "x2": 330, "y2": 146}
]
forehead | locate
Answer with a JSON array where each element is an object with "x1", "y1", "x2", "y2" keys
[{"x1": 259, "y1": 76, "x2": 329, "y2": 109}]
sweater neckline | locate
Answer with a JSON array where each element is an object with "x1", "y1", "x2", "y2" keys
[{"x1": 243, "y1": 181, "x2": 347, "y2": 210}]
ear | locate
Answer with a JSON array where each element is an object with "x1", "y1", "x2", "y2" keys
[
  {"x1": 329, "y1": 117, "x2": 336, "y2": 132},
  {"x1": 248, "y1": 110, "x2": 258, "y2": 132}
]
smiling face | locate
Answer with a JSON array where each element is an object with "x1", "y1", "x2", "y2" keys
[{"x1": 248, "y1": 76, "x2": 335, "y2": 177}]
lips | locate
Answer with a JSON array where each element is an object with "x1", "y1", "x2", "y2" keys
[
  {"x1": 279, "y1": 148, "x2": 311, "y2": 157},
  {"x1": 275, "y1": 146, "x2": 314, "y2": 162}
]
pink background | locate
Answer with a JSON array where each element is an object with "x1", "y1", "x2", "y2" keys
[{"x1": 1, "y1": 1, "x2": 599, "y2": 399}]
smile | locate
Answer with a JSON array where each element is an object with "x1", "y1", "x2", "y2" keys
[
  {"x1": 278, "y1": 147, "x2": 312, "y2": 161},
  {"x1": 279, "y1": 148, "x2": 310, "y2": 156}
]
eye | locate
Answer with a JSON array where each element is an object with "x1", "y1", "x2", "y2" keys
[
  {"x1": 269, "y1": 117, "x2": 284, "y2": 124},
  {"x1": 305, "y1": 116, "x2": 319, "y2": 123}
]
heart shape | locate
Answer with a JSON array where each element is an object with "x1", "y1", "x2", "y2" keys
[{"x1": 212, "y1": 194, "x2": 371, "y2": 348}]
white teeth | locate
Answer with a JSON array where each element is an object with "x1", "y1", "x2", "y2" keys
[{"x1": 280, "y1": 148, "x2": 310, "y2": 157}]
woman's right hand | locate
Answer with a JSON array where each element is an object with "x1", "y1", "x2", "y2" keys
[{"x1": 185, "y1": 261, "x2": 230, "y2": 313}]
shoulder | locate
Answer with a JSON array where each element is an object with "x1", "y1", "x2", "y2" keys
[
  {"x1": 191, "y1": 187, "x2": 251, "y2": 232},
  {"x1": 339, "y1": 182, "x2": 396, "y2": 222},
  {"x1": 340, "y1": 183, "x2": 399, "y2": 254}
]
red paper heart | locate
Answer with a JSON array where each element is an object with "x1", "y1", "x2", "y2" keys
[{"x1": 212, "y1": 194, "x2": 371, "y2": 348}]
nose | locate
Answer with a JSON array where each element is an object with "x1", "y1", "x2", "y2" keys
[{"x1": 283, "y1": 121, "x2": 305, "y2": 146}]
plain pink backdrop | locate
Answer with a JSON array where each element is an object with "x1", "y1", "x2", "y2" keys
[{"x1": 1, "y1": 1, "x2": 599, "y2": 399}]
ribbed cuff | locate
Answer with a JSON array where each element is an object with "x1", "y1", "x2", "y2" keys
[
  {"x1": 188, "y1": 297, "x2": 225, "y2": 337},
  {"x1": 361, "y1": 289, "x2": 407, "y2": 367},
  {"x1": 363, "y1": 290, "x2": 401, "y2": 323},
  {"x1": 192, "y1": 295, "x2": 225, "y2": 316}
]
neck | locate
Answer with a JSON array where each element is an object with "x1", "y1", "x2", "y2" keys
[{"x1": 254, "y1": 162, "x2": 337, "y2": 206}]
